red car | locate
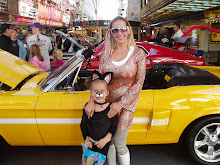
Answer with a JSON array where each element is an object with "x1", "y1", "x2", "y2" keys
[{"x1": 51, "y1": 30, "x2": 206, "y2": 70}]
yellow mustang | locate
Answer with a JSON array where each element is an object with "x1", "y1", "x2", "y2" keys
[{"x1": 1, "y1": 48, "x2": 220, "y2": 165}]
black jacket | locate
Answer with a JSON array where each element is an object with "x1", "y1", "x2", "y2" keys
[
  {"x1": 63, "y1": 39, "x2": 71, "y2": 52},
  {"x1": 9, "y1": 40, "x2": 19, "y2": 57},
  {"x1": 0, "y1": 34, "x2": 12, "y2": 52},
  {"x1": 58, "y1": 39, "x2": 71, "y2": 52}
]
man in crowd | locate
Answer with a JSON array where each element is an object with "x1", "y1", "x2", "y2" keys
[
  {"x1": 0, "y1": 23, "x2": 13, "y2": 53},
  {"x1": 21, "y1": 31, "x2": 32, "y2": 61},
  {"x1": 27, "y1": 22, "x2": 52, "y2": 72},
  {"x1": 155, "y1": 27, "x2": 172, "y2": 47},
  {"x1": 72, "y1": 33, "x2": 81, "y2": 52},
  {"x1": 10, "y1": 29, "x2": 20, "y2": 57},
  {"x1": 173, "y1": 24, "x2": 184, "y2": 37},
  {"x1": 57, "y1": 33, "x2": 71, "y2": 52},
  {"x1": 11, "y1": 29, "x2": 27, "y2": 60}
]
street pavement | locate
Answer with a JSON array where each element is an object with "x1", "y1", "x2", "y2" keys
[{"x1": 0, "y1": 141, "x2": 196, "y2": 165}]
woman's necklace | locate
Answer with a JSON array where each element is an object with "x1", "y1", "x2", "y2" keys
[{"x1": 94, "y1": 100, "x2": 108, "y2": 108}]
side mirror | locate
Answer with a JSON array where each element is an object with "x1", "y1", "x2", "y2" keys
[
  {"x1": 63, "y1": 86, "x2": 78, "y2": 94},
  {"x1": 68, "y1": 88, "x2": 78, "y2": 94}
]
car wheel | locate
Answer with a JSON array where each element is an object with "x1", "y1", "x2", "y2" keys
[{"x1": 186, "y1": 116, "x2": 220, "y2": 165}]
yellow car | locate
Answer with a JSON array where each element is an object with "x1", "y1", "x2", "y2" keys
[{"x1": 1, "y1": 48, "x2": 220, "y2": 165}]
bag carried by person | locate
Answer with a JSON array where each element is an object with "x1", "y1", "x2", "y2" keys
[{"x1": 81, "y1": 143, "x2": 106, "y2": 165}]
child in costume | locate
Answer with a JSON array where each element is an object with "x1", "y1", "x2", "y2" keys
[{"x1": 80, "y1": 70, "x2": 118, "y2": 158}]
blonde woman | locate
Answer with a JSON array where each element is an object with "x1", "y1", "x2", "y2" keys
[{"x1": 85, "y1": 16, "x2": 146, "y2": 165}]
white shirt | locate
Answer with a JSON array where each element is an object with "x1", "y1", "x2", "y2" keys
[
  {"x1": 61, "y1": 38, "x2": 66, "y2": 50},
  {"x1": 27, "y1": 34, "x2": 52, "y2": 71},
  {"x1": 112, "y1": 46, "x2": 134, "y2": 66},
  {"x1": 174, "y1": 29, "x2": 184, "y2": 37}
]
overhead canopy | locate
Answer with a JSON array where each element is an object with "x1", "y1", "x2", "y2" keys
[
  {"x1": 163, "y1": 0, "x2": 220, "y2": 12},
  {"x1": 142, "y1": 0, "x2": 219, "y2": 24}
]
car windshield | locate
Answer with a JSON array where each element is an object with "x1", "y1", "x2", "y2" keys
[{"x1": 40, "y1": 55, "x2": 78, "y2": 90}]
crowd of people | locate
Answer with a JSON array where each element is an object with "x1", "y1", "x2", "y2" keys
[{"x1": 0, "y1": 22, "x2": 81, "y2": 72}]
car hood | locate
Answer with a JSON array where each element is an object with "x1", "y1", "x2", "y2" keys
[{"x1": 0, "y1": 49, "x2": 42, "y2": 88}]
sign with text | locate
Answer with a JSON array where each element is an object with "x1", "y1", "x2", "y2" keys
[
  {"x1": 7, "y1": 0, "x2": 18, "y2": 14},
  {"x1": 0, "y1": 0, "x2": 8, "y2": 12},
  {"x1": 127, "y1": 0, "x2": 141, "y2": 21},
  {"x1": 19, "y1": 1, "x2": 37, "y2": 19}
]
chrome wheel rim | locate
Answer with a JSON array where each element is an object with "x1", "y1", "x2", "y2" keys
[{"x1": 194, "y1": 123, "x2": 220, "y2": 163}]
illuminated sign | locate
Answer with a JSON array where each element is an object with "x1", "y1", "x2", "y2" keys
[{"x1": 19, "y1": 1, "x2": 37, "y2": 19}]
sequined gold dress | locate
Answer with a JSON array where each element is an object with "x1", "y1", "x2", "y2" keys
[{"x1": 99, "y1": 46, "x2": 146, "y2": 130}]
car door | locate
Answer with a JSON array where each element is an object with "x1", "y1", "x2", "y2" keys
[
  {"x1": 35, "y1": 62, "x2": 88, "y2": 145},
  {"x1": 126, "y1": 89, "x2": 154, "y2": 142},
  {"x1": 36, "y1": 89, "x2": 154, "y2": 145},
  {"x1": 35, "y1": 89, "x2": 90, "y2": 146}
]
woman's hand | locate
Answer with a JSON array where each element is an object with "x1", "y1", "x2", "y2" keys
[
  {"x1": 108, "y1": 102, "x2": 122, "y2": 118},
  {"x1": 84, "y1": 99, "x2": 95, "y2": 119}
]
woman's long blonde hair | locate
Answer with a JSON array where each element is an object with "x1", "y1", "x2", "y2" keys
[
  {"x1": 109, "y1": 16, "x2": 136, "y2": 50},
  {"x1": 29, "y1": 44, "x2": 43, "y2": 61}
]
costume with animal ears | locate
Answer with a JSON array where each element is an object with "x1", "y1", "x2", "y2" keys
[
  {"x1": 91, "y1": 70, "x2": 113, "y2": 84},
  {"x1": 80, "y1": 71, "x2": 118, "y2": 159},
  {"x1": 91, "y1": 70, "x2": 113, "y2": 102}
]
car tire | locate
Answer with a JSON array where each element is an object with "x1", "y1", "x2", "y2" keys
[{"x1": 186, "y1": 116, "x2": 220, "y2": 165}]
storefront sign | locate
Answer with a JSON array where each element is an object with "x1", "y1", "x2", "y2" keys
[
  {"x1": 51, "y1": 0, "x2": 62, "y2": 6},
  {"x1": 63, "y1": 13, "x2": 70, "y2": 25},
  {"x1": 37, "y1": 1, "x2": 50, "y2": 25},
  {"x1": 211, "y1": 32, "x2": 220, "y2": 42},
  {"x1": 191, "y1": 29, "x2": 198, "y2": 46},
  {"x1": 7, "y1": 0, "x2": 18, "y2": 14},
  {"x1": 205, "y1": 9, "x2": 220, "y2": 18},
  {"x1": 0, "y1": 13, "x2": 9, "y2": 22},
  {"x1": 210, "y1": 23, "x2": 220, "y2": 42},
  {"x1": 14, "y1": 15, "x2": 33, "y2": 24},
  {"x1": 0, "y1": 0, "x2": 8, "y2": 12},
  {"x1": 74, "y1": 20, "x2": 110, "y2": 27},
  {"x1": 129, "y1": 21, "x2": 141, "y2": 27},
  {"x1": 99, "y1": 20, "x2": 111, "y2": 26},
  {"x1": 19, "y1": 1, "x2": 37, "y2": 19},
  {"x1": 127, "y1": 0, "x2": 141, "y2": 21}
]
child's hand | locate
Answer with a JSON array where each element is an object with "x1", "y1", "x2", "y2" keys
[
  {"x1": 95, "y1": 138, "x2": 109, "y2": 149},
  {"x1": 85, "y1": 141, "x2": 93, "y2": 149}
]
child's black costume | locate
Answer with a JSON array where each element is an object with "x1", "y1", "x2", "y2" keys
[{"x1": 80, "y1": 103, "x2": 118, "y2": 156}]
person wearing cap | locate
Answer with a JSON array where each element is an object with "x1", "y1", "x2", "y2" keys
[
  {"x1": 0, "y1": 23, "x2": 13, "y2": 53},
  {"x1": 27, "y1": 22, "x2": 52, "y2": 72},
  {"x1": 11, "y1": 29, "x2": 27, "y2": 60}
]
